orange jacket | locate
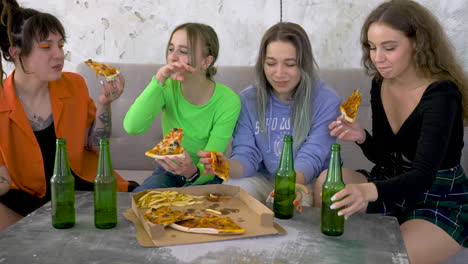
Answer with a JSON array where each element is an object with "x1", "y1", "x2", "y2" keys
[{"x1": 0, "y1": 72, "x2": 129, "y2": 197}]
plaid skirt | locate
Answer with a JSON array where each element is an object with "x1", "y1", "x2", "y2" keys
[{"x1": 359, "y1": 163, "x2": 468, "y2": 247}]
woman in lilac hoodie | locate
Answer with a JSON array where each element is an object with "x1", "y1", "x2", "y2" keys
[{"x1": 199, "y1": 22, "x2": 341, "y2": 209}]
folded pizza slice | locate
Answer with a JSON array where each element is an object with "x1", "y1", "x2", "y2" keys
[
  {"x1": 169, "y1": 216, "x2": 245, "y2": 235},
  {"x1": 145, "y1": 128, "x2": 185, "y2": 159},
  {"x1": 210, "y1": 150, "x2": 230, "y2": 182},
  {"x1": 84, "y1": 59, "x2": 120, "y2": 81},
  {"x1": 340, "y1": 89, "x2": 362, "y2": 122},
  {"x1": 143, "y1": 206, "x2": 195, "y2": 227}
]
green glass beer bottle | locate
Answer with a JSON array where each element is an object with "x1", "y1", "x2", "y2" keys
[
  {"x1": 321, "y1": 143, "x2": 345, "y2": 236},
  {"x1": 273, "y1": 135, "x2": 296, "y2": 219},
  {"x1": 50, "y1": 138, "x2": 75, "y2": 229},
  {"x1": 94, "y1": 138, "x2": 117, "y2": 229}
]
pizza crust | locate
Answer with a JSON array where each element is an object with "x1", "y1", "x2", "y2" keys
[
  {"x1": 340, "y1": 89, "x2": 362, "y2": 122},
  {"x1": 340, "y1": 106, "x2": 355, "y2": 122},
  {"x1": 169, "y1": 222, "x2": 245, "y2": 235},
  {"x1": 145, "y1": 152, "x2": 185, "y2": 159},
  {"x1": 103, "y1": 71, "x2": 120, "y2": 81}
]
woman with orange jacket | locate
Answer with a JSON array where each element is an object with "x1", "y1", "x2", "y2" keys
[{"x1": 0, "y1": 0, "x2": 137, "y2": 230}]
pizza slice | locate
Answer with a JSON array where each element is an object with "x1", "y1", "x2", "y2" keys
[
  {"x1": 143, "y1": 206, "x2": 195, "y2": 226},
  {"x1": 145, "y1": 128, "x2": 185, "y2": 159},
  {"x1": 84, "y1": 59, "x2": 120, "y2": 81},
  {"x1": 169, "y1": 216, "x2": 245, "y2": 235},
  {"x1": 340, "y1": 89, "x2": 362, "y2": 122},
  {"x1": 210, "y1": 150, "x2": 230, "y2": 181}
]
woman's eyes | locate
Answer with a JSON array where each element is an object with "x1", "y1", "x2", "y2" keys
[
  {"x1": 265, "y1": 62, "x2": 296, "y2": 67},
  {"x1": 38, "y1": 43, "x2": 65, "y2": 49},
  {"x1": 168, "y1": 48, "x2": 189, "y2": 55},
  {"x1": 369, "y1": 46, "x2": 395, "y2": 51}
]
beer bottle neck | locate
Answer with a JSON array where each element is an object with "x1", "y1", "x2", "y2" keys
[
  {"x1": 53, "y1": 140, "x2": 71, "y2": 177},
  {"x1": 278, "y1": 140, "x2": 294, "y2": 171},
  {"x1": 326, "y1": 150, "x2": 342, "y2": 183},
  {"x1": 97, "y1": 143, "x2": 113, "y2": 176}
]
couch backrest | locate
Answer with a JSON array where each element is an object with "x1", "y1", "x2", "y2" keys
[{"x1": 76, "y1": 62, "x2": 468, "y2": 172}]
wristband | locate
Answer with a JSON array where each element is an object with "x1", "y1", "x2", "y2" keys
[{"x1": 187, "y1": 167, "x2": 200, "y2": 183}]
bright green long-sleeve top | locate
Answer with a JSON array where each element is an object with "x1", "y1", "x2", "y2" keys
[{"x1": 123, "y1": 76, "x2": 241, "y2": 184}]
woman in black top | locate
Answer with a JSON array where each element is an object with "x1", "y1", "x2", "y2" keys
[{"x1": 314, "y1": 1, "x2": 468, "y2": 263}]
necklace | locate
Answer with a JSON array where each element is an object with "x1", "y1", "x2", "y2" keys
[{"x1": 18, "y1": 95, "x2": 40, "y2": 121}]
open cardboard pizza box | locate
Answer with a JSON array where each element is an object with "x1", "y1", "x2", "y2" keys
[{"x1": 124, "y1": 184, "x2": 286, "y2": 247}]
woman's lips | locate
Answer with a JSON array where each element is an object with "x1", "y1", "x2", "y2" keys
[
  {"x1": 52, "y1": 64, "x2": 63, "y2": 71},
  {"x1": 275, "y1": 81, "x2": 288, "y2": 86},
  {"x1": 377, "y1": 66, "x2": 391, "y2": 72}
]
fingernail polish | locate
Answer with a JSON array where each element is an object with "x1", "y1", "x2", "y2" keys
[
  {"x1": 293, "y1": 201, "x2": 299, "y2": 206},
  {"x1": 337, "y1": 211, "x2": 343, "y2": 216},
  {"x1": 331, "y1": 196, "x2": 336, "y2": 201},
  {"x1": 330, "y1": 204, "x2": 336, "y2": 209},
  {"x1": 208, "y1": 158, "x2": 213, "y2": 162}
]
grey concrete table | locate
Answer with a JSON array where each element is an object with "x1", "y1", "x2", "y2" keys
[{"x1": 0, "y1": 191, "x2": 409, "y2": 264}]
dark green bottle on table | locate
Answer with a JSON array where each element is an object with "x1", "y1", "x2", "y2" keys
[
  {"x1": 273, "y1": 135, "x2": 296, "y2": 219},
  {"x1": 94, "y1": 138, "x2": 117, "y2": 229},
  {"x1": 321, "y1": 143, "x2": 345, "y2": 236},
  {"x1": 50, "y1": 138, "x2": 75, "y2": 229}
]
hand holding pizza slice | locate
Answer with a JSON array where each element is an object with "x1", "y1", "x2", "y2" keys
[
  {"x1": 145, "y1": 128, "x2": 185, "y2": 159},
  {"x1": 340, "y1": 89, "x2": 362, "y2": 122},
  {"x1": 210, "y1": 150, "x2": 230, "y2": 182}
]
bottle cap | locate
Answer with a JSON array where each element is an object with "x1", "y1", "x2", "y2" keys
[
  {"x1": 331, "y1": 143, "x2": 340, "y2": 151},
  {"x1": 99, "y1": 138, "x2": 110, "y2": 145}
]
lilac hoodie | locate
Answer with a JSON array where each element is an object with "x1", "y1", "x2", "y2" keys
[{"x1": 230, "y1": 79, "x2": 341, "y2": 183}]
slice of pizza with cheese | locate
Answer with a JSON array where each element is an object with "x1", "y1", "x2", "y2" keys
[
  {"x1": 169, "y1": 216, "x2": 245, "y2": 235},
  {"x1": 340, "y1": 89, "x2": 362, "y2": 122},
  {"x1": 84, "y1": 59, "x2": 120, "y2": 81},
  {"x1": 210, "y1": 150, "x2": 230, "y2": 181},
  {"x1": 143, "y1": 206, "x2": 195, "y2": 227},
  {"x1": 145, "y1": 128, "x2": 185, "y2": 159}
]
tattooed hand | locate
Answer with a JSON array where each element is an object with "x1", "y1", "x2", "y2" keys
[{"x1": 98, "y1": 74, "x2": 125, "y2": 105}]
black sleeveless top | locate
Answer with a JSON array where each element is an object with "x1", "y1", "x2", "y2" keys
[
  {"x1": 0, "y1": 121, "x2": 94, "y2": 216},
  {"x1": 35, "y1": 121, "x2": 94, "y2": 196}
]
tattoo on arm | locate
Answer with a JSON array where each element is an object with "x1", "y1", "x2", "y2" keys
[
  {"x1": 92, "y1": 127, "x2": 110, "y2": 146},
  {"x1": 99, "y1": 111, "x2": 112, "y2": 124},
  {"x1": 91, "y1": 111, "x2": 112, "y2": 146}
]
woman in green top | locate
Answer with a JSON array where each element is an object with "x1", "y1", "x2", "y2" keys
[{"x1": 124, "y1": 23, "x2": 241, "y2": 191}]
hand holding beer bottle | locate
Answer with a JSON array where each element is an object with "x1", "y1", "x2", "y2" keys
[
  {"x1": 273, "y1": 135, "x2": 296, "y2": 219},
  {"x1": 321, "y1": 143, "x2": 345, "y2": 236}
]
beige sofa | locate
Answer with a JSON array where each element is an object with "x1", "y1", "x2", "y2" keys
[{"x1": 77, "y1": 63, "x2": 467, "y2": 263}]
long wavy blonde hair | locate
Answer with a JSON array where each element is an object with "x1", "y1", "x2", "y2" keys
[{"x1": 255, "y1": 22, "x2": 318, "y2": 149}]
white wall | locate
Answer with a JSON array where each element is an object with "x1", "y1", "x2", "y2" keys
[{"x1": 4, "y1": 0, "x2": 468, "y2": 74}]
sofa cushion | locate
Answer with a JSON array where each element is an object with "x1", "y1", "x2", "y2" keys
[{"x1": 76, "y1": 63, "x2": 467, "y2": 173}]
